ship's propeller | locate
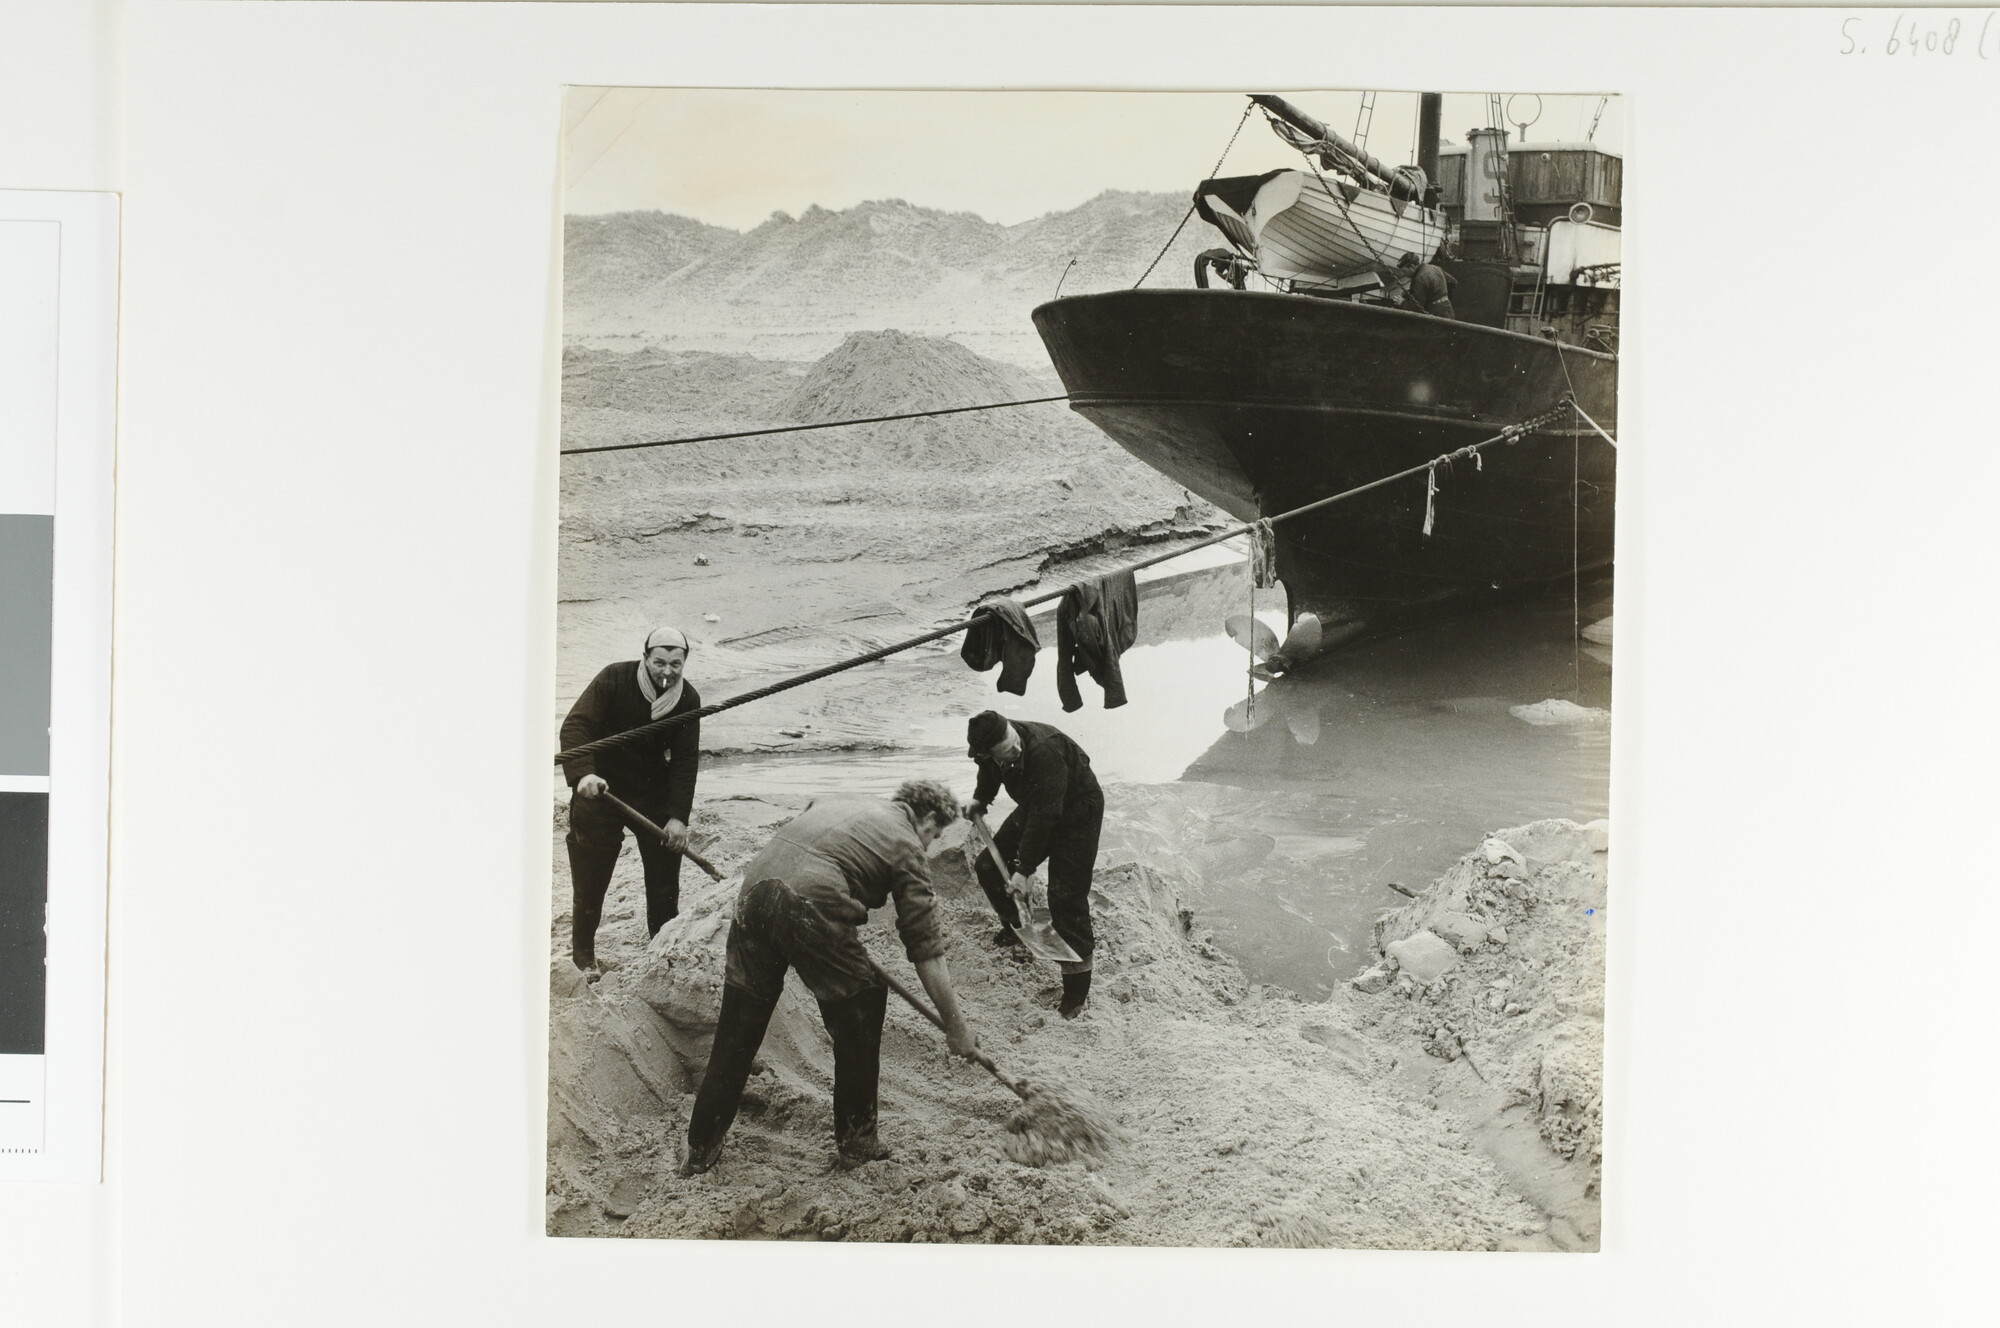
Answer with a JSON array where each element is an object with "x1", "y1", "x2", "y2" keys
[
  {"x1": 1225, "y1": 614, "x2": 1280, "y2": 660},
  {"x1": 1225, "y1": 611, "x2": 1324, "y2": 675}
]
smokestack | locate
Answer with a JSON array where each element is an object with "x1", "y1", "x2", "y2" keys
[{"x1": 1417, "y1": 93, "x2": 1442, "y2": 190}]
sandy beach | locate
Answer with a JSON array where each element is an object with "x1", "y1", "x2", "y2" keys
[{"x1": 546, "y1": 794, "x2": 1605, "y2": 1248}]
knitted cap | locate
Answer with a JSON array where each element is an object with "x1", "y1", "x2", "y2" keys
[{"x1": 966, "y1": 710, "x2": 1009, "y2": 757}]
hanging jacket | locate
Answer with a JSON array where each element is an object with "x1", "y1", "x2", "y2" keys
[
  {"x1": 960, "y1": 597, "x2": 1040, "y2": 695},
  {"x1": 1056, "y1": 570, "x2": 1139, "y2": 711}
]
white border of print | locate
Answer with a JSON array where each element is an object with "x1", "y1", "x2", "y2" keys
[
  {"x1": 11, "y1": 3, "x2": 1979, "y2": 1324},
  {"x1": 0, "y1": 190, "x2": 117, "y2": 1184}
]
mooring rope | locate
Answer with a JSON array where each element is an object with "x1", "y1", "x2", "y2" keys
[
  {"x1": 560, "y1": 395, "x2": 1071, "y2": 457},
  {"x1": 1567, "y1": 400, "x2": 1617, "y2": 448},
  {"x1": 553, "y1": 398, "x2": 1577, "y2": 766}
]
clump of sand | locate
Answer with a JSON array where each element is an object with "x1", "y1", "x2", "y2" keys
[
  {"x1": 1000, "y1": 1081, "x2": 1129, "y2": 1168},
  {"x1": 547, "y1": 798, "x2": 1593, "y2": 1248}
]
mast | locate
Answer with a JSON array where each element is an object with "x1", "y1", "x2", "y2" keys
[{"x1": 1416, "y1": 93, "x2": 1442, "y2": 196}]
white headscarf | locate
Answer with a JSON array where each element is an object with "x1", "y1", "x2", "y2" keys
[{"x1": 637, "y1": 626, "x2": 690, "y2": 720}]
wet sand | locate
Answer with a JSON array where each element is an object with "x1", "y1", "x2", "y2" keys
[{"x1": 547, "y1": 805, "x2": 1605, "y2": 1248}]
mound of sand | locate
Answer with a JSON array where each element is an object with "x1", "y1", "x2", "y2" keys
[
  {"x1": 779, "y1": 329, "x2": 1038, "y2": 425},
  {"x1": 1343, "y1": 818, "x2": 1609, "y2": 1249},
  {"x1": 548, "y1": 799, "x2": 1594, "y2": 1248}
]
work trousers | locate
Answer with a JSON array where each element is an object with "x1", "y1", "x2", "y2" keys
[
  {"x1": 564, "y1": 787, "x2": 684, "y2": 965},
  {"x1": 688, "y1": 879, "x2": 889, "y2": 1157},
  {"x1": 973, "y1": 792, "x2": 1102, "y2": 969}
]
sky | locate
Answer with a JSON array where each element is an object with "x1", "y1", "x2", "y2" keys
[{"x1": 562, "y1": 88, "x2": 1624, "y2": 228}]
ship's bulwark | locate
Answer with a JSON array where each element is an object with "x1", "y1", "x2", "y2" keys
[{"x1": 1032, "y1": 289, "x2": 1617, "y2": 636}]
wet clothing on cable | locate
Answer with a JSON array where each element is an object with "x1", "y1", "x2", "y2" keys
[
  {"x1": 559, "y1": 663, "x2": 702, "y2": 962},
  {"x1": 959, "y1": 596, "x2": 1040, "y2": 696},
  {"x1": 971, "y1": 720, "x2": 1102, "y2": 967},
  {"x1": 1408, "y1": 262, "x2": 1457, "y2": 320},
  {"x1": 686, "y1": 797, "x2": 946, "y2": 1163},
  {"x1": 1055, "y1": 569, "x2": 1139, "y2": 712}
]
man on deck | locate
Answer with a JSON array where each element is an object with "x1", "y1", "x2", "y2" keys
[
  {"x1": 682, "y1": 780, "x2": 977, "y2": 1175},
  {"x1": 1398, "y1": 250, "x2": 1457, "y2": 320},
  {"x1": 963, "y1": 710, "x2": 1103, "y2": 1019},
  {"x1": 558, "y1": 626, "x2": 702, "y2": 974}
]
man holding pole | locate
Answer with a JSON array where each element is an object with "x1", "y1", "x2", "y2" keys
[
  {"x1": 559, "y1": 626, "x2": 702, "y2": 973},
  {"x1": 963, "y1": 710, "x2": 1102, "y2": 1018},
  {"x1": 682, "y1": 780, "x2": 977, "y2": 1175}
]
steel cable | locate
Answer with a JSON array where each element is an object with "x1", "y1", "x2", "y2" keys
[{"x1": 553, "y1": 398, "x2": 1576, "y2": 766}]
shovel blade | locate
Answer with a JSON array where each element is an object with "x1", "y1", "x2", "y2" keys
[{"x1": 1014, "y1": 909, "x2": 1082, "y2": 964}]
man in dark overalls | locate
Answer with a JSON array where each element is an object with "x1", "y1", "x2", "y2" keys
[
  {"x1": 1398, "y1": 249, "x2": 1457, "y2": 320},
  {"x1": 963, "y1": 710, "x2": 1102, "y2": 1018},
  {"x1": 558, "y1": 626, "x2": 702, "y2": 974},
  {"x1": 682, "y1": 780, "x2": 977, "y2": 1175}
]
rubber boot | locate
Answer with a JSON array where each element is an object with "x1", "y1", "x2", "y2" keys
[{"x1": 1058, "y1": 969, "x2": 1092, "y2": 1019}]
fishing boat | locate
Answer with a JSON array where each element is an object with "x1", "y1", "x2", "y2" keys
[{"x1": 1033, "y1": 93, "x2": 1620, "y2": 648}]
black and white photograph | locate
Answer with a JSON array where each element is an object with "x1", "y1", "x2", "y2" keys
[{"x1": 547, "y1": 86, "x2": 1619, "y2": 1249}]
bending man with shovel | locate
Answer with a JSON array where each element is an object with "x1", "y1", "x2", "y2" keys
[
  {"x1": 682, "y1": 780, "x2": 977, "y2": 1176},
  {"x1": 964, "y1": 710, "x2": 1102, "y2": 1018}
]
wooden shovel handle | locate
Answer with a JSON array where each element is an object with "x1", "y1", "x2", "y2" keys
[
  {"x1": 863, "y1": 956, "x2": 1020, "y2": 1096},
  {"x1": 595, "y1": 791, "x2": 723, "y2": 880},
  {"x1": 969, "y1": 813, "x2": 1028, "y2": 903}
]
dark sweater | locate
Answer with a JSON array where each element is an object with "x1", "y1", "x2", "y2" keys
[
  {"x1": 1056, "y1": 570, "x2": 1138, "y2": 711},
  {"x1": 971, "y1": 720, "x2": 1101, "y2": 875},
  {"x1": 1409, "y1": 263, "x2": 1457, "y2": 317},
  {"x1": 738, "y1": 797, "x2": 947, "y2": 964},
  {"x1": 558, "y1": 662, "x2": 702, "y2": 823}
]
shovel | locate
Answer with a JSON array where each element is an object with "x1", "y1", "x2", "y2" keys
[
  {"x1": 967, "y1": 813, "x2": 1082, "y2": 964},
  {"x1": 864, "y1": 955, "x2": 1025, "y2": 1095},
  {"x1": 596, "y1": 791, "x2": 724, "y2": 881},
  {"x1": 863, "y1": 954, "x2": 1124, "y2": 1165}
]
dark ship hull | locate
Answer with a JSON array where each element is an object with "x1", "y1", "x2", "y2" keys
[{"x1": 1032, "y1": 289, "x2": 1617, "y2": 642}]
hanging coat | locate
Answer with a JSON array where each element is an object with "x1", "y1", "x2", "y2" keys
[
  {"x1": 1056, "y1": 570, "x2": 1139, "y2": 711},
  {"x1": 960, "y1": 597, "x2": 1040, "y2": 696}
]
